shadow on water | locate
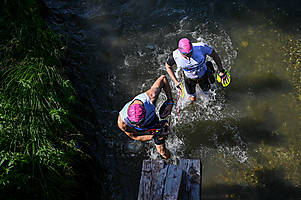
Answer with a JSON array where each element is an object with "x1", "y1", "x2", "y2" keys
[
  {"x1": 229, "y1": 73, "x2": 292, "y2": 98},
  {"x1": 238, "y1": 115, "x2": 283, "y2": 145},
  {"x1": 209, "y1": 0, "x2": 301, "y2": 33},
  {"x1": 202, "y1": 169, "x2": 301, "y2": 200},
  {"x1": 178, "y1": 120, "x2": 238, "y2": 148},
  {"x1": 178, "y1": 111, "x2": 282, "y2": 153}
]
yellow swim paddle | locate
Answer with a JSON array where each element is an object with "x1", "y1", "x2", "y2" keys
[
  {"x1": 176, "y1": 82, "x2": 184, "y2": 98},
  {"x1": 179, "y1": 83, "x2": 184, "y2": 98},
  {"x1": 217, "y1": 70, "x2": 231, "y2": 87}
]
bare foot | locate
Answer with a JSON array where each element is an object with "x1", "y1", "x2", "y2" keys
[
  {"x1": 189, "y1": 96, "x2": 196, "y2": 102},
  {"x1": 161, "y1": 149, "x2": 171, "y2": 160}
]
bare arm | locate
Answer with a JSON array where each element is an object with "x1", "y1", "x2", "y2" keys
[
  {"x1": 146, "y1": 75, "x2": 173, "y2": 104},
  {"x1": 117, "y1": 115, "x2": 153, "y2": 141},
  {"x1": 165, "y1": 63, "x2": 180, "y2": 87},
  {"x1": 209, "y1": 49, "x2": 224, "y2": 74}
]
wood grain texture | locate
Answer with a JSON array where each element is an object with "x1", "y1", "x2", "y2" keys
[{"x1": 138, "y1": 159, "x2": 201, "y2": 200}]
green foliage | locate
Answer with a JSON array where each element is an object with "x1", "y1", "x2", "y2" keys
[
  {"x1": 0, "y1": 0, "x2": 86, "y2": 199},
  {"x1": 0, "y1": 151, "x2": 78, "y2": 200},
  {"x1": 0, "y1": 58, "x2": 74, "y2": 148},
  {"x1": 0, "y1": 0, "x2": 63, "y2": 69}
]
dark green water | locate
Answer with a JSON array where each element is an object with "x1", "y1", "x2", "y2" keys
[{"x1": 44, "y1": 0, "x2": 301, "y2": 199}]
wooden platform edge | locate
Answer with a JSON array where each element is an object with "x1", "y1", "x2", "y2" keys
[{"x1": 138, "y1": 159, "x2": 202, "y2": 200}]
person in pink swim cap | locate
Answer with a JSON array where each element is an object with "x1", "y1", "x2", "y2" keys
[
  {"x1": 166, "y1": 37, "x2": 228, "y2": 102},
  {"x1": 118, "y1": 75, "x2": 174, "y2": 159},
  {"x1": 127, "y1": 104, "x2": 146, "y2": 125},
  {"x1": 178, "y1": 38, "x2": 193, "y2": 54}
]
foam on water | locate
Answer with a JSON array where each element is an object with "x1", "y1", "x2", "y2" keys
[{"x1": 148, "y1": 134, "x2": 185, "y2": 165}]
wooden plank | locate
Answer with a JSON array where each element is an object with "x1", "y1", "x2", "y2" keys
[
  {"x1": 138, "y1": 160, "x2": 152, "y2": 200},
  {"x1": 179, "y1": 159, "x2": 201, "y2": 200},
  {"x1": 163, "y1": 165, "x2": 183, "y2": 200},
  {"x1": 150, "y1": 160, "x2": 166, "y2": 196},
  {"x1": 138, "y1": 159, "x2": 201, "y2": 200},
  {"x1": 152, "y1": 165, "x2": 169, "y2": 200},
  {"x1": 138, "y1": 160, "x2": 166, "y2": 200}
]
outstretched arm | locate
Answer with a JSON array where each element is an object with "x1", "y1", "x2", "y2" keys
[
  {"x1": 146, "y1": 75, "x2": 174, "y2": 118},
  {"x1": 209, "y1": 49, "x2": 225, "y2": 75},
  {"x1": 165, "y1": 63, "x2": 180, "y2": 87},
  {"x1": 146, "y1": 75, "x2": 173, "y2": 104},
  {"x1": 117, "y1": 115, "x2": 153, "y2": 141}
]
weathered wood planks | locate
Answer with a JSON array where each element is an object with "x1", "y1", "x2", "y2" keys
[
  {"x1": 162, "y1": 165, "x2": 183, "y2": 200},
  {"x1": 179, "y1": 159, "x2": 201, "y2": 200},
  {"x1": 138, "y1": 160, "x2": 166, "y2": 200},
  {"x1": 138, "y1": 159, "x2": 201, "y2": 200}
]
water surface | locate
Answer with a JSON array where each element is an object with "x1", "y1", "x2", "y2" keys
[{"x1": 44, "y1": 0, "x2": 301, "y2": 199}]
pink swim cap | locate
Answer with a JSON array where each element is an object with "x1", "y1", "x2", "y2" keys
[
  {"x1": 128, "y1": 104, "x2": 146, "y2": 124},
  {"x1": 178, "y1": 38, "x2": 192, "y2": 54}
]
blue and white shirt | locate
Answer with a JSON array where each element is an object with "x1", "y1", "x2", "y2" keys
[{"x1": 167, "y1": 42, "x2": 213, "y2": 79}]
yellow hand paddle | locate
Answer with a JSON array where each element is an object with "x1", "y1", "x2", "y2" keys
[
  {"x1": 176, "y1": 82, "x2": 184, "y2": 98},
  {"x1": 217, "y1": 70, "x2": 231, "y2": 87}
]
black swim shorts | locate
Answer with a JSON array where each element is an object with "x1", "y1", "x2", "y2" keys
[{"x1": 184, "y1": 61, "x2": 215, "y2": 95}]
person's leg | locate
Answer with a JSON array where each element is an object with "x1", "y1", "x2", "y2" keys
[
  {"x1": 206, "y1": 61, "x2": 215, "y2": 84},
  {"x1": 198, "y1": 78, "x2": 210, "y2": 93},
  {"x1": 184, "y1": 76, "x2": 197, "y2": 102},
  {"x1": 155, "y1": 143, "x2": 171, "y2": 159},
  {"x1": 199, "y1": 61, "x2": 215, "y2": 93}
]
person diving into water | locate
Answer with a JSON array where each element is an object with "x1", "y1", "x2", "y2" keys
[
  {"x1": 117, "y1": 75, "x2": 175, "y2": 159},
  {"x1": 165, "y1": 37, "x2": 230, "y2": 102}
]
